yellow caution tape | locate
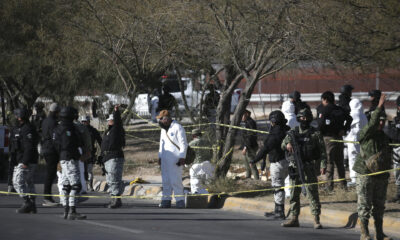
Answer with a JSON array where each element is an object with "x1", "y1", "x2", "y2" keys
[
  {"x1": 330, "y1": 139, "x2": 400, "y2": 146},
  {"x1": 214, "y1": 123, "x2": 269, "y2": 134},
  {"x1": 1, "y1": 168, "x2": 399, "y2": 199}
]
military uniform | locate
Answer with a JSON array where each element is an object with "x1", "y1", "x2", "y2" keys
[
  {"x1": 11, "y1": 117, "x2": 39, "y2": 214},
  {"x1": 53, "y1": 107, "x2": 85, "y2": 220},
  {"x1": 281, "y1": 126, "x2": 326, "y2": 222},
  {"x1": 189, "y1": 132, "x2": 214, "y2": 194},
  {"x1": 353, "y1": 106, "x2": 392, "y2": 240},
  {"x1": 101, "y1": 110, "x2": 125, "y2": 208},
  {"x1": 242, "y1": 116, "x2": 259, "y2": 180},
  {"x1": 386, "y1": 109, "x2": 400, "y2": 203}
]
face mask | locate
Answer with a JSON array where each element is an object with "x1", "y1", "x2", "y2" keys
[
  {"x1": 159, "y1": 121, "x2": 169, "y2": 130},
  {"x1": 299, "y1": 120, "x2": 310, "y2": 129}
]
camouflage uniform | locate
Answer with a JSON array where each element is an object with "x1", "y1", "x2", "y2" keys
[
  {"x1": 281, "y1": 126, "x2": 326, "y2": 218},
  {"x1": 104, "y1": 158, "x2": 125, "y2": 195},
  {"x1": 13, "y1": 163, "x2": 37, "y2": 198},
  {"x1": 353, "y1": 106, "x2": 392, "y2": 239},
  {"x1": 189, "y1": 134, "x2": 214, "y2": 194},
  {"x1": 60, "y1": 160, "x2": 80, "y2": 207}
]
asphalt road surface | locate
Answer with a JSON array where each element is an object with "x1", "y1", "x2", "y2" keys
[{"x1": 0, "y1": 184, "x2": 385, "y2": 240}]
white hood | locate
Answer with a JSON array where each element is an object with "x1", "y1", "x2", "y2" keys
[
  {"x1": 349, "y1": 98, "x2": 368, "y2": 128},
  {"x1": 281, "y1": 100, "x2": 299, "y2": 128}
]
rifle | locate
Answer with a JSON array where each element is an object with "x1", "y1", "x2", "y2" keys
[
  {"x1": 287, "y1": 130, "x2": 307, "y2": 196},
  {"x1": 96, "y1": 155, "x2": 107, "y2": 176}
]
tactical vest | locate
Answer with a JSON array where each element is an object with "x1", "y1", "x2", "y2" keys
[
  {"x1": 54, "y1": 124, "x2": 81, "y2": 160},
  {"x1": 293, "y1": 126, "x2": 320, "y2": 161}
]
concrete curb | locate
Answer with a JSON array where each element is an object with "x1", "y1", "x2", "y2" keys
[{"x1": 221, "y1": 197, "x2": 400, "y2": 237}]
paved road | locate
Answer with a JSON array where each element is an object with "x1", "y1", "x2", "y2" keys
[{"x1": 0, "y1": 184, "x2": 379, "y2": 240}]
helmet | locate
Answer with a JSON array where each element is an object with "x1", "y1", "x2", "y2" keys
[
  {"x1": 269, "y1": 110, "x2": 287, "y2": 126},
  {"x1": 368, "y1": 90, "x2": 381, "y2": 98},
  {"x1": 340, "y1": 85, "x2": 354, "y2": 95},
  {"x1": 14, "y1": 108, "x2": 30, "y2": 119},
  {"x1": 59, "y1": 106, "x2": 75, "y2": 119},
  {"x1": 296, "y1": 108, "x2": 313, "y2": 122},
  {"x1": 396, "y1": 96, "x2": 400, "y2": 107},
  {"x1": 289, "y1": 91, "x2": 301, "y2": 101}
]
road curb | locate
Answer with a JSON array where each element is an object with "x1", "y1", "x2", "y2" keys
[{"x1": 221, "y1": 197, "x2": 400, "y2": 237}]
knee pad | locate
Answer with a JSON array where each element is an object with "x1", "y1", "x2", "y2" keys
[
  {"x1": 63, "y1": 185, "x2": 72, "y2": 193},
  {"x1": 274, "y1": 188, "x2": 284, "y2": 194},
  {"x1": 72, "y1": 183, "x2": 82, "y2": 192}
]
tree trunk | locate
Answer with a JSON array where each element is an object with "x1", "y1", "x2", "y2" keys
[
  {"x1": 122, "y1": 89, "x2": 137, "y2": 125},
  {"x1": 215, "y1": 74, "x2": 260, "y2": 177},
  {"x1": 176, "y1": 68, "x2": 196, "y2": 123}
]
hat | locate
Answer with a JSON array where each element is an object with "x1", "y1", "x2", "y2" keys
[
  {"x1": 156, "y1": 110, "x2": 170, "y2": 119},
  {"x1": 107, "y1": 114, "x2": 114, "y2": 121},
  {"x1": 49, "y1": 103, "x2": 59, "y2": 112},
  {"x1": 192, "y1": 128, "x2": 201, "y2": 136},
  {"x1": 289, "y1": 91, "x2": 301, "y2": 101}
]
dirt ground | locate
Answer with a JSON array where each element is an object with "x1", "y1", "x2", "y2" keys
[{"x1": 91, "y1": 123, "x2": 400, "y2": 218}]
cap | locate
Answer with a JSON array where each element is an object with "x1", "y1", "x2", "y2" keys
[
  {"x1": 156, "y1": 110, "x2": 170, "y2": 119},
  {"x1": 107, "y1": 114, "x2": 114, "y2": 121}
]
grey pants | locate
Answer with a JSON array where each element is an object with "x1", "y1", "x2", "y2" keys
[
  {"x1": 105, "y1": 158, "x2": 125, "y2": 196},
  {"x1": 270, "y1": 160, "x2": 289, "y2": 205},
  {"x1": 13, "y1": 163, "x2": 36, "y2": 198},
  {"x1": 60, "y1": 160, "x2": 80, "y2": 207}
]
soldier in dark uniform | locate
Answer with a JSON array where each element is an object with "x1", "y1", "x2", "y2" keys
[
  {"x1": 203, "y1": 84, "x2": 220, "y2": 123},
  {"x1": 31, "y1": 102, "x2": 46, "y2": 135},
  {"x1": 386, "y1": 96, "x2": 400, "y2": 203},
  {"x1": 317, "y1": 91, "x2": 352, "y2": 191},
  {"x1": 100, "y1": 105, "x2": 125, "y2": 209},
  {"x1": 241, "y1": 110, "x2": 259, "y2": 180},
  {"x1": 81, "y1": 116, "x2": 102, "y2": 191},
  {"x1": 53, "y1": 106, "x2": 86, "y2": 220},
  {"x1": 250, "y1": 110, "x2": 290, "y2": 219},
  {"x1": 41, "y1": 103, "x2": 60, "y2": 206},
  {"x1": 338, "y1": 84, "x2": 354, "y2": 114},
  {"x1": 289, "y1": 91, "x2": 310, "y2": 115},
  {"x1": 11, "y1": 108, "x2": 39, "y2": 214}
]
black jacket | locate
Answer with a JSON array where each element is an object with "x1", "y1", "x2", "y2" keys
[
  {"x1": 11, "y1": 121, "x2": 39, "y2": 165},
  {"x1": 317, "y1": 103, "x2": 352, "y2": 137},
  {"x1": 101, "y1": 110, "x2": 125, "y2": 162},
  {"x1": 252, "y1": 124, "x2": 290, "y2": 164},
  {"x1": 242, "y1": 117, "x2": 258, "y2": 149},
  {"x1": 338, "y1": 94, "x2": 351, "y2": 114},
  {"x1": 53, "y1": 120, "x2": 83, "y2": 161},
  {"x1": 41, "y1": 112, "x2": 58, "y2": 155}
]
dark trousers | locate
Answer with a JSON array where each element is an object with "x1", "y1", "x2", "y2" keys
[
  {"x1": 43, "y1": 153, "x2": 59, "y2": 198},
  {"x1": 8, "y1": 159, "x2": 14, "y2": 186},
  {"x1": 324, "y1": 136, "x2": 347, "y2": 189}
]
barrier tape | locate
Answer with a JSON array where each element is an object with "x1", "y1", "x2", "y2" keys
[
  {"x1": 1, "y1": 167, "x2": 399, "y2": 200},
  {"x1": 330, "y1": 139, "x2": 400, "y2": 146}
]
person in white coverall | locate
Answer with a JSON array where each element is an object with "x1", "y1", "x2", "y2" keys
[
  {"x1": 157, "y1": 110, "x2": 188, "y2": 208},
  {"x1": 282, "y1": 100, "x2": 299, "y2": 198},
  {"x1": 344, "y1": 98, "x2": 367, "y2": 186}
]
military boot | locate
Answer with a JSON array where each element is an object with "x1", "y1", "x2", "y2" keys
[
  {"x1": 360, "y1": 219, "x2": 371, "y2": 240},
  {"x1": 374, "y1": 218, "x2": 392, "y2": 240},
  {"x1": 29, "y1": 197, "x2": 37, "y2": 214},
  {"x1": 63, "y1": 206, "x2": 69, "y2": 219},
  {"x1": 67, "y1": 206, "x2": 87, "y2": 220},
  {"x1": 275, "y1": 204, "x2": 285, "y2": 220},
  {"x1": 108, "y1": 197, "x2": 122, "y2": 209},
  {"x1": 16, "y1": 197, "x2": 32, "y2": 214},
  {"x1": 313, "y1": 215, "x2": 323, "y2": 229},
  {"x1": 281, "y1": 215, "x2": 299, "y2": 227}
]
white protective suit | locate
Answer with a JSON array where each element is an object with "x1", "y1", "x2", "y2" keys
[
  {"x1": 159, "y1": 121, "x2": 188, "y2": 201},
  {"x1": 151, "y1": 96, "x2": 159, "y2": 123},
  {"x1": 282, "y1": 100, "x2": 299, "y2": 198},
  {"x1": 344, "y1": 99, "x2": 368, "y2": 183},
  {"x1": 190, "y1": 161, "x2": 214, "y2": 194}
]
